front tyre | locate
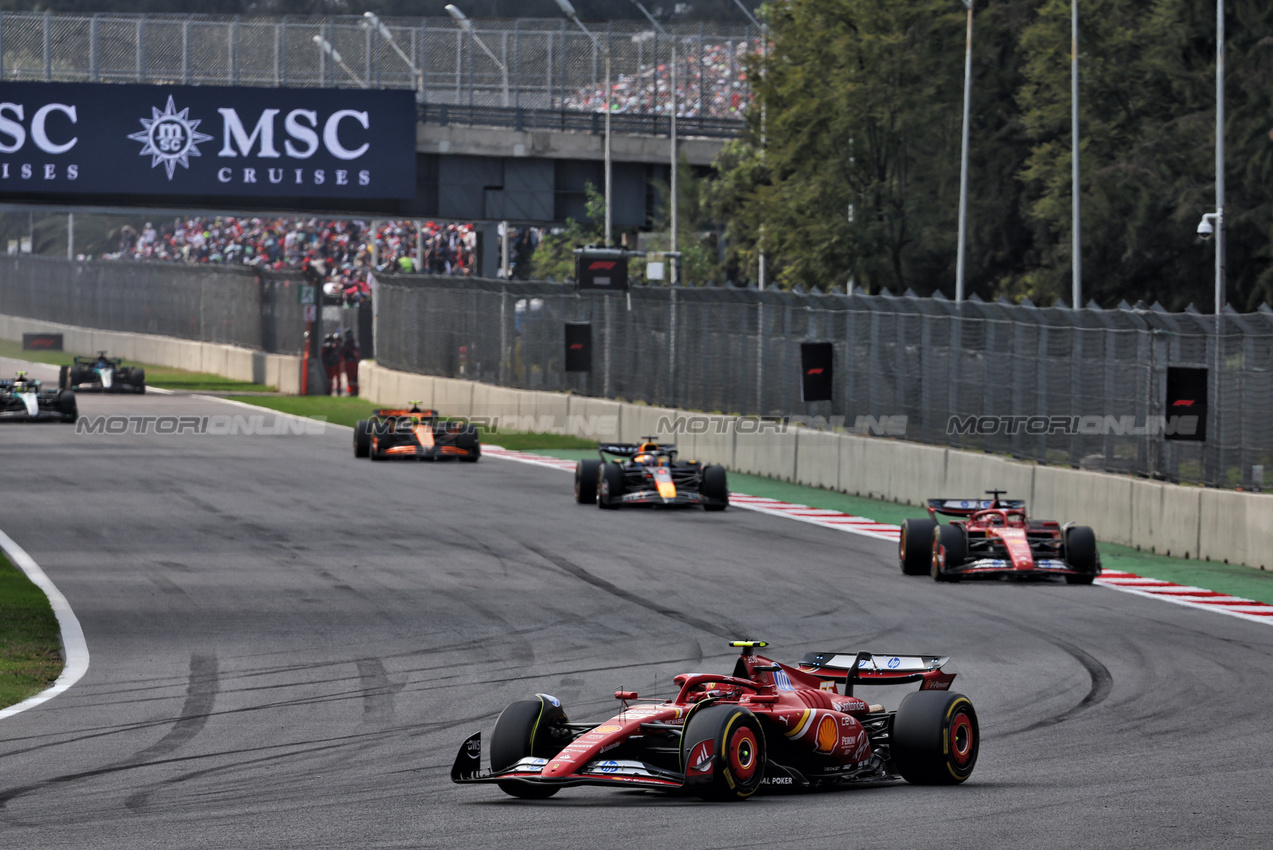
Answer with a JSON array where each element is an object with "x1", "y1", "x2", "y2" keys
[
  {"x1": 899, "y1": 518, "x2": 938, "y2": 575},
  {"x1": 680, "y1": 704, "x2": 767, "y2": 801},
  {"x1": 1064, "y1": 525, "x2": 1099, "y2": 585},
  {"x1": 701, "y1": 464, "x2": 729, "y2": 511},
  {"x1": 892, "y1": 691, "x2": 979, "y2": 785},
  {"x1": 575, "y1": 459, "x2": 601, "y2": 504},
  {"x1": 490, "y1": 695, "x2": 570, "y2": 799},
  {"x1": 598, "y1": 462, "x2": 625, "y2": 509},
  {"x1": 353, "y1": 420, "x2": 372, "y2": 458},
  {"x1": 933, "y1": 524, "x2": 966, "y2": 582}
]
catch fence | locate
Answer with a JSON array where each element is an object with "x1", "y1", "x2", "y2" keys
[
  {"x1": 375, "y1": 275, "x2": 1273, "y2": 490},
  {"x1": 0, "y1": 255, "x2": 307, "y2": 355},
  {"x1": 0, "y1": 11, "x2": 757, "y2": 125}
]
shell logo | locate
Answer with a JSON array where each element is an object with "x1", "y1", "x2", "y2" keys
[{"x1": 815, "y1": 714, "x2": 838, "y2": 753}]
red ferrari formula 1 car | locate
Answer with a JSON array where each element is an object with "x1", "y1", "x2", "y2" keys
[
  {"x1": 352, "y1": 404, "x2": 479, "y2": 462},
  {"x1": 451, "y1": 640, "x2": 978, "y2": 801},
  {"x1": 573, "y1": 438, "x2": 729, "y2": 510},
  {"x1": 899, "y1": 490, "x2": 1100, "y2": 583}
]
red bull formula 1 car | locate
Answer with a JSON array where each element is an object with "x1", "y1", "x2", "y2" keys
[
  {"x1": 573, "y1": 438, "x2": 728, "y2": 510},
  {"x1": 59, "y1": 351, "x2": 146, "y2": 394},
  {"x1": 451, "y1": 640, "x2": 978, "y2": 801},
  {"x1": 899, "y1": 490, "x2": 1100, "y2": 583},
  {"x1": 352, "y1": 404, "x2": 479, "y2": 462}
]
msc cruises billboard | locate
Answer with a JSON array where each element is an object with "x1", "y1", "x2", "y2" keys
[{"x1": 0, "y1": 82, "x2": 416, "y2": 200}]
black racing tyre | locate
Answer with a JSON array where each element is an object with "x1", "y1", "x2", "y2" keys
[
  {"x1": 455, "y1": 425, "x2": 481, "y2": 462},
  {"x1": 1064, "y1": 526, "x2": 1099, "y2": 585},
  {"x1": 701, "y1": 464, "x2": 729, "y2": 511},
  {"x1": 899, "y1": 518, "x2": 938, "y2": 575},
  {"x1": 353, "y1": 420, "x2": 372, "y2": 458},
  {"x1": 575, "y1": 459, "x2": 601, "y2": 504},
  {"x1": 127, "y1": 367, "x2": 146, "y2": 391},
  {"x1": 598, "y1": 462, "x2": 625, "y2": 509},
  {"x1": 680, "y1": 704, "x2": 767, "y2": 801},
  {"x1": 892, "y1": 691, "x2": 979, "y2": 785},
  {"x1": 368, "y1": 436, "x2": 385, "y2": 461},
  {"x1": 55, "y1": 389, "x2": 77, "y2": 422},
  {"x1": 68, "y1": 366, "x2": 84, "y2": 387},
  {"x1": 490, "y1": 695, "x2": 570, "y2": 799},
  {"x1": 58, "y1": 365, "x2": 69, "y2": 389},
  {"x1": 933, "y1": 524, "x2": 966, "y2": 582}
]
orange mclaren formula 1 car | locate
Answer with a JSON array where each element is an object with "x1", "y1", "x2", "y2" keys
[
  {"x1": 574, "y1": 437, "x2": 728, "y2": 510},
  {"x1": 452, "y1": 640, "x2": 978, "y2": 801},
  {"x1": 352, "y1": 404, "x2": 479, "y2": 462},
  {"x1": 899, "y1": 490, "x2": 1100, "y2": 583}
]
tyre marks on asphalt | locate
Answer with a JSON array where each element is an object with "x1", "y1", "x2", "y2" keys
[
  {"x1": 0, "y1": 653, "x2": 219, "y2": 815},
  {"x1": 355, "y1": 658, "x2": 404, "y2": 725},
  {"x1": 521, "y1": 542, "x2": 744, "y2": 640}
]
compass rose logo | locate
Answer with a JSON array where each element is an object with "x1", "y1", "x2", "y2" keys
[{"x1": 127, "y1": 96, "x2": 213, "y2": 180}]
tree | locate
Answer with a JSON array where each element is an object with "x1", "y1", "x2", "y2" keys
[{"x1": 529, "y1": 183, "x2": 605, "y2": 281}]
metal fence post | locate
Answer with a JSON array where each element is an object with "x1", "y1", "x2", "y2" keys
[
  {"x1": 0, "y1": 12, "x2": 5, "y2": 82},
  {"x1": 604, "y1": 294, "x2": 613, "y2": 398},
  {"x1": 513, "y1": 19, "x2": 521, "y2": 110},
  {"x1": 90, "y1": 15, "x2": 98, "y2": 81},
  {"x1": 755, "y1": 300, "x2": 765, "y2": 414},
  {"x1": 43, "y1": 11, "x2": 52, "y2": 81},
  {"x1": 499, "y1": 286, "x2": 508, "y2": 386}
]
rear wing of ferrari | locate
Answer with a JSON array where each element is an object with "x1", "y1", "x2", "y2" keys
[
  {"x1": 927, "y1": 498, "x2": 1026, "y2": 518},
  {"x1": 797, "y1": 651, "x2": 956, "y2": 694}
]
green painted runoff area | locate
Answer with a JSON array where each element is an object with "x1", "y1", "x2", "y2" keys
[{"x1": 528, "y1": 448, "x2": 1273, "y2": 606}]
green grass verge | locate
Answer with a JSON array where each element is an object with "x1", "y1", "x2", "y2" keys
[
  {"x1": 0, "y1": 339, "x2": 273, "y2": 393},
  {"x1": 0, "y1": 552, "x2": 63, "y2": 710},
  {"x1": 526, "y1": 449, "x2": 1273, "y2": 605},
  {"x1": 223, "y1": 395, "x2": 595, "y2": 451}
]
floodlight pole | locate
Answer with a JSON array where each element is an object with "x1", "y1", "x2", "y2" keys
[
  {"x1": 445, "y1": 5, "x2": 510, "y2": 107},
  {"x1": 733, "y1": 0, "x2": 766, "y2": 289},
  {"x1": 632, "y1": 2, "x2": 678, "y2": 282},
  {"x1": 556, "y1": 0, "x2": 612, "y2": 246},
  {"x1": 1071, "y1": 0, "x2": 1081, "y2": 309},
  {"x1": 955, "y1": 0, "x2": 973, "y2": 303}
]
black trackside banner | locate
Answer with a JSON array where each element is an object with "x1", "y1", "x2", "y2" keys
[{"x1": 0, "y1": 82, "x2": 416, "y2": 199}]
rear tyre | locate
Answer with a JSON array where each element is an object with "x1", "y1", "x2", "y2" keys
[
  {"x1": 899, "y1": 519, "x2": 938, "y2": 575},
  {"x1": 701, "y1": 464, "x2": 729, "y2": 511},
  {"x1": 598, "y1": 462, "x2": 625, "y2": 509},
  {"x1": 58, "y1": 365, "x2": 69, "y2": 389},
  {"x1": 892, "y1": 691, "x2": 979, "y2": 785},
  {"x1": 680, "y1": 704, "x2": 767, "y2": 801},
  {"x1": 575, "y1": 459, "x2": 601, "y2": 504},
  {"x1": 1064, "y1": 526, "x2": 1099, "y2": 585},
  {"x1": 933, "y1": 524, "x2": 966, "y2": 582},
  {"x1": 353, "y1": 420, "x2": 372, "y2": 458},
  {"x1": 490, "y1": 696, "x2": 570, "y2": 799}
]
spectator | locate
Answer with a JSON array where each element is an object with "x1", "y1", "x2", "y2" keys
[
  {"x1": 340, "y1": 330, "x2": 361, "y2": 397},
  {"x1": 321, "y1": 333, "x2": 342, "y2": 396}
]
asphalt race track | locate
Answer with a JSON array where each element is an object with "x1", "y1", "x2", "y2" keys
[{"x1": 2, "y1": 376, "x2": 1272, "y2": 849}]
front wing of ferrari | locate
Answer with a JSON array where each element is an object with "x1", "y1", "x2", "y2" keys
[{"x1": 451, "y1": 733, "x2": 683, "y2": 791}]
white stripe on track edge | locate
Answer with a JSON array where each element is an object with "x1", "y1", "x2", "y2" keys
[{"x1": 0, "y1": 528, "x2": 90, "y2": 720}]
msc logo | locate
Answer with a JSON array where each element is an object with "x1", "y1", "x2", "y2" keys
[{"x1": 128, "y1": 96, "x2": 213, "y2": 179}]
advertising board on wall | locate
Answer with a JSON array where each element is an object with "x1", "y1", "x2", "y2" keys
[{"x1": 0, "y1": 82, "x2": 416, "y2": 200}]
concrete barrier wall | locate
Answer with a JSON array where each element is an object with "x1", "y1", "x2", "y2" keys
[
  {"x1": 359, "y1": 360, "x2": 1273, "y2": 571},
  {"x1": 0, "y1": 313, "x2": 303, "y2": 395}
]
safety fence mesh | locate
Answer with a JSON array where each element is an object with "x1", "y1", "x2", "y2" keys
[
  {"x1": 0, "y1": 12, "x2": 757, "y2": 123},
  {"x1": 0, "y1": 255, "x2": 307, "y2": 354},
  {"x1": 375, "y1": 275, "x2": 1273, "y2": 490}
]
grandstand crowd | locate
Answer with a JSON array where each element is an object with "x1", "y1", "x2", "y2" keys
[
  {"x1": 563, "y1": 38, "x2": 757, "y2": 118},
  {"x1": 104, "y1": 217, "x2": 507, "y2": 304}
]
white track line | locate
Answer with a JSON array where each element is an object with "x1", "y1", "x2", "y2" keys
[{"x1": 0, "y1": 529, "x2": 90, "y2": 720}]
